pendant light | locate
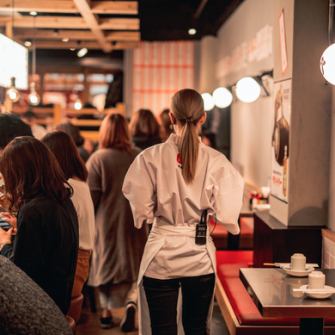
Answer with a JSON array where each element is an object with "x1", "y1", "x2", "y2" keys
[
  {"x1": 6, "y1": 77, "x2": 20, "y2": 102},
  {"x1": 6, "y1": 0, "x2": 21, "y2": 103},
  {"x1": 28, "y1": 12, "x2": 40, "y2": 106},
  {"x1": 74, "y1": 97, "x2": 83, "y2": 110}
]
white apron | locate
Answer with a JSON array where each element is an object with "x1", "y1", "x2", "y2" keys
[{"x1": 137, "y1": 221, "x2": 217, "y2": 335}]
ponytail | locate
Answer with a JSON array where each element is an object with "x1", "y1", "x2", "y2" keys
[
  {"x1": 179, "y1": 121, "x2": 200, "y2": 183},
  {"x1": 172, "y1": 89, "x2": 204, "y2": 184}
]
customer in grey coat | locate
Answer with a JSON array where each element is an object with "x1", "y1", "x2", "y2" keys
[
  {"x1": 87, "y1": 114, "x2": 147, "y2": 331},
  {"x1": 0, "y1": 255, "x2": 71, "y2": 335}
]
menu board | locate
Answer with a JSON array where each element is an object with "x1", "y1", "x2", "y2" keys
[
  {"x1": 271, "y1": 79, "x2": 291, "y2": 203},
  {"x1": 0, "y1": 34, "x2": 28, "y2": 89}
]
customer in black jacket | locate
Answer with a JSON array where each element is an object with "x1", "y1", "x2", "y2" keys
[{"x1": 0, "y1": 137, "x2": 78, "y2": 315}]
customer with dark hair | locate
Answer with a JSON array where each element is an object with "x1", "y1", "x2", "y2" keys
[
  {"x1": 123, "y1": 89, "x2": 244, "y2": 335},
  {"x1": 0, "y1": 113, "x2": 32, "y2": 212},
  {"x1": 0, "y1": 137, "x2": 78, "y2": 314},
  {"x1": 0, "y1": 113, "x2": 32, "y2": 151},
  {"x1": 42, "y1": 131, "x2": 95, "y2": 300},
  {"x1": 159, "y1": 108, "x2": 173, "y2": 141},
  {"x1": 56, "y1": 121, "x2": 90, "y2": 162},
  {"x1": 87, "y1": 114, "x2": 147, "y2": 331},
  {"x1": 0, "y1": 255, "x2": 72, "y2": 335},
  {"x1": 129, "y1": 109, "x2": 161, "y2": 150}
]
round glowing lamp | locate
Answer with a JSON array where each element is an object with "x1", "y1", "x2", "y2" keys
[
  {"x1": 320, "y1": 43, "x2": 335, "y2": 85},
  {"x1": 212, "y1": 87, "x2": 233, "y2": 108},
  {"x1": 201, "y1": 93, "x2": 215, "y2": 111},
  {"x1": 235, "y1": 77, "x2": 261, "y2": 103}
]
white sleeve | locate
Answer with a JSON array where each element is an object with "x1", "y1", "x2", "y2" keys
[
  {"x1": 122, "y1": 153, "x2": 155, "y2": 229},
  {"x1": 212, "y1": 159, "x2": 244, "y2": 235}
]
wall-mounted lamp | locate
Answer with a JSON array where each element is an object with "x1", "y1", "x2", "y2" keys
[
  {"x1": 235, "y1": 76, "x2": 261, "y2": 103},
  {"x1": 212, "y1": 87, "x2": 233, "y2": 108},
  {"x1": 202, "y1": 70, "x2": 273, "y2": 110},
  {"x1": 201, "y1": 92, "x2": 215, "y2": 111},
  {"x1": 320, "y1": 43, "x2": 335, "y2": 85},
  {"x1": 320, "y1": 0, "x2": 335, "y2": 84}
]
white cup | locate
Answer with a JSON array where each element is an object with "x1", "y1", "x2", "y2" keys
[
  {"x1": 290, "y1": 253, "x2": 306, "y2": 271},
  {"x1": 308, "y1": 271, "x2": 325, "y2": 289}
]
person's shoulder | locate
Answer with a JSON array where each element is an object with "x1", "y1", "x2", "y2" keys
[
  {"x1": 68, "y1": 178, "x2": 90, "y2": 194},
  {"x1": 137, "y1": 141, "x2": 167, "y2": 161}
]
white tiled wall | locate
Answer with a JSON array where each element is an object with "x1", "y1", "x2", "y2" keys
[{"x1": 323, "y1": 234, "x2": 335, "y2": 269}]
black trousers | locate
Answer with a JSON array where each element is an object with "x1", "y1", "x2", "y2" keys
[{"x1": 143, "y1": 273, "x2": 215, "y2": 335}]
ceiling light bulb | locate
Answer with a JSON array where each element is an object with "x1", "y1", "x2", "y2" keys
[
  {"x1": 77, "y1": 48, "x2": 88, "y2": 58},
  {"x1": 30, "y1": 11, "x2": 38, "y2": 16},
  {"x1": 188, "y1": 28, "x2": 197, "y2": 36},
  {"x1": 24, "y1": 40, "x2": 32, "y2": 47},
  {"x1": 62, "y1": 37, "x2": 69, "y2": 43},
  {"x1": 201, "y1": 92, "x2": 215, "y2": 111},
  {"x1": 212, "y1": 87, "x2": 233, "y2": 108},
  {"x1": 70, "y1": 48, "x2": 75, "y2": 51},
  {"x1": 28, "y1": 82, "x2": 40, "y2": 106},
  {"x1": 6, "y1": 77, "x2": 20, "y2": 102},
  {"x1": 320, "y1": 43, "x2": 335, "y2": 85},
  {"x1": 235, "y1": 77, "x2": 261, "y2": 103},
  {"x1": 74, "y1": 98, "x2": 82, "y2": 110}
]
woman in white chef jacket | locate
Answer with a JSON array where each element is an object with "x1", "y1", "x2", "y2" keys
[{"x1": 123, "y1": 88, "x2": 244, "y2": 335}]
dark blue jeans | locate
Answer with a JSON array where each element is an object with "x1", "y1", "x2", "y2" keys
[{"x1": 143, "y1": 273, "x2": 215, "y2": 335}]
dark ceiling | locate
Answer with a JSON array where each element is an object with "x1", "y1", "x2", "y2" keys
[{"x1": 139, "y1": 0, "x2": 244, "y2": 41}]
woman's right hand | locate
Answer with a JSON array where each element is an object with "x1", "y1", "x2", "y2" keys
[{"x1": 0, "y1": 213, "x2": 17, "y2": 233}]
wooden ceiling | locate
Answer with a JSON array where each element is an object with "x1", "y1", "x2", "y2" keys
[{"x1": 0, "y1": 0, "x2": 140, "y2": 52}]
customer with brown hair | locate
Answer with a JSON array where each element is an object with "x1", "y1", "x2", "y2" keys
[
  {"x1": 42, "y1": 131, "x2": 95, "y2": 300},
  {"x1": 159, "y1": 108, "x2": 173, "y2": 141},
  {"x1": 0, "y1": 137, "x2": 78, "y2": 315},
  {"x1": 123, "y1": 89, "x2": 244, "y2": 335},
  {"x1": 129, "y1": 108, "x2": 161, "y2": 149},
  {"x1": 87, "y1": 113, "x2": 147, "y2": 331}
]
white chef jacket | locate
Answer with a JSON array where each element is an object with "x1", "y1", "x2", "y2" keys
[{"x1": 122, "y1": 134, "x2": 244, "y2": 334}]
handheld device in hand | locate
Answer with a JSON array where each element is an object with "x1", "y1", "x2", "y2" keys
[
  {"x1": 0, "y1": 218, "x2": 12, "y2": 231},
  {"x1": 195, "y1": 209, "x2": 208, "y2": 245}
]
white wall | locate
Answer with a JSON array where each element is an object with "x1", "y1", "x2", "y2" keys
[{"x1": 214, "y1": 0, "x2": 276, "y2": 187}]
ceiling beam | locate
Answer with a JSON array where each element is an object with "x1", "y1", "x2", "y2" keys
[
  {"x1": 0, "y1": 1, "x2": 138, "y2": 14},
  {"x1": 0, "y1": 16, "x2": 140, "y2": 30},
  {"x1": 91, "y1": 1, "x2": 137, "y2": 15},
  {"x1": 100, "y1": 18, "x2": 139, "y2": 30},
  {"x1": 104, "y1": 31, "x2": 140, "y2": 41},
  {"x1": 15, "y1": 29, "x2": 140, "y2": 42},
  {"x1": 32, "y1": 40, "x2": 139, "y2": 50},
  {"x1": 33, "y1": 40, "x2": 102, "y2": 49},
  {"x1": 73, "y1": 0, "x2": 111, "y2": 53},
  {"x1": 0, "y1": 16, "x2": 88, "y2": 29},
  {"x1": 15, "y1": 29, "x2": 96, "y2": 40}
]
